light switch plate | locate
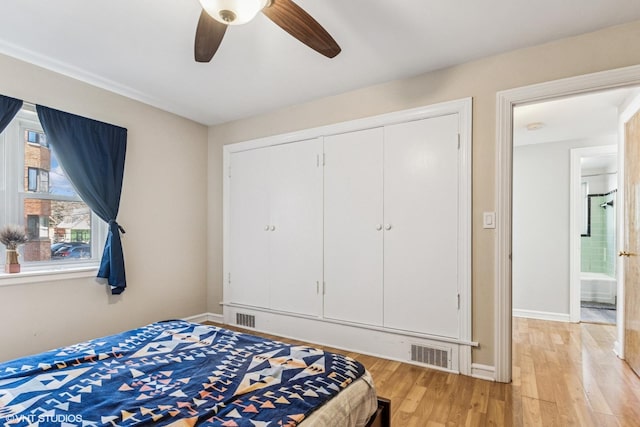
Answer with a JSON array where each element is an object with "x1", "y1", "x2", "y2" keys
[{"x1": 483, "y1": 212, "x2": 496, "y2": 229}]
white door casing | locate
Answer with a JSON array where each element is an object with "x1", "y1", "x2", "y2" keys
[{"x1": 495, "y1": 64, "x2": 640, "y2": 383}]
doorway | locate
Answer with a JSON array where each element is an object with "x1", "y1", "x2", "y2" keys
[
  {"x1": 573, "y1": 146, "x2": 618, "y2": 325},
  {"x1": 512, "y1": 92, "x2": 626, "y2": 327},
  {"x1": 495, "y1": 65, "x2": 640, "y2": 383}
]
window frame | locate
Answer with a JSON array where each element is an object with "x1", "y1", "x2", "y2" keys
[
  {"x1": 26, "y1": 129, "x2": 47, "y2": 147},
  {"x1": 0, "y1": 107, "x2": 106, "y2": 279},
  {"x1": 581, "y1": 181, "x2": 589, "y2": 236},
  {"x1": 27, "y1": 167, "x2": 38, "y2": 191}
]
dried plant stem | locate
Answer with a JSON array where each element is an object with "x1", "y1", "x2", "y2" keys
[{"x1": 6, "y1": 249, "x2": 18, "y2": 264}]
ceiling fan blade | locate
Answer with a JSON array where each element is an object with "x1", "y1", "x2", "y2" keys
[
  {"x1": 262, "y1": 0, "x2": 341, "y2": 58},
  {"x1": 194, "y1": 9, "x2": 227, "y2": 62}
]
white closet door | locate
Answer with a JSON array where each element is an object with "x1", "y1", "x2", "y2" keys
[
  {"x1": 324, "y1": 128, "x2": 384, "y2": 325},
  {"x1": 228, "y1": 148, "x2": 270, "y2": 307},
  {"x1": 268, "y1": 139, "x2": 323, "y2": 316},
  {"x1": 383, "y1": 114, "x2": 460, "y2": 338}
]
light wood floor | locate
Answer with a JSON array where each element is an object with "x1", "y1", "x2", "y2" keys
[{"x1": 213, "y1": 318, "x2": 640, "y2": 426}]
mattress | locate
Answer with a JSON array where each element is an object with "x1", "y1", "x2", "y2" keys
[
  {"x1": 0, "y1": 320, "x2": 377, "y2": 426},
  {"x1": 303, "y1": 370, "x2": 377, "y2": 426}
]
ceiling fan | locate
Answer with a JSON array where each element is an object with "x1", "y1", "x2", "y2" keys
[{"x1": 194, "y1": 0, "x2": 341, "y2": 62}]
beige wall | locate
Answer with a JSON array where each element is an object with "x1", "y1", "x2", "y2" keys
[
  {"x1": 208, "y1": 20, "x2": 640, "y2": 366},
  {"x1": 0, "y1": 54, "x2": 209, "y2": 362}
]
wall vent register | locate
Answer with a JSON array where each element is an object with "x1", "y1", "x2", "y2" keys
[
  {"x1": 236, "y1": 313, "x2": 256, "y2": 328},
  {"x1": 411, "y1": 343, "x2": 451, "y2": 369}
]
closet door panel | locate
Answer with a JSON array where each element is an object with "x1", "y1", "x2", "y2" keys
[
  {"x1": 383, "y1": 114, "x2": 460, "y2": 337},
  {"x1": 269, "y1": 139, "x2": 323, "y2": 316},
  {"x1": 228, "y1": 148, "x2": 270, "y2": 307},
  {"x1": 324, "y1": 128, "x2": 384, "y2": 325}
]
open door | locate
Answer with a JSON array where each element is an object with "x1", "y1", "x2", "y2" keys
[{"x1": 623, "y1": 107, "x2": 640, "y2": 376}]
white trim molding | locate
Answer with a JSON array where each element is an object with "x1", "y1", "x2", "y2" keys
[
  {"x1": 471, "y1": 363, "x2": 496, "y2": 382},
  {"x1": 0, "y1": 39, "x2": 192, "y2": 125},
  {"x1": 0, "y1": 266, "x2": 99, "y2": 286},
  {"x1": 495, "y1": 64, "x2": 640, "y2": 383},
  {"x1": 223, "y1": 305, "x2": 470, "y2": 375},
  {"x1": 512, "y1": 309, "x2": 571, "y2": 323},
  {"x1": 183, "y1": 312, "x2": 224, "y2": 324}
]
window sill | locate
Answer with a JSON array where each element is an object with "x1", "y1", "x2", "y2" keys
[{"x1": 0, "y1": 264, "x2": 99, "y2": 286}]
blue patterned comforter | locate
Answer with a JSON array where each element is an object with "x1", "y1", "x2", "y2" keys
[{"x1": 0, "y1": 320, "x2": 365, "y2": 426}]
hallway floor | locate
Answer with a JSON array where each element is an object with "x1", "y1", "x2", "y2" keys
[
  {"x1": 581, "y1": 302, "x2": 616, "y2": 324},
  {"x1": 512, "y1": 317, "x2": 640, "y2": 426}
]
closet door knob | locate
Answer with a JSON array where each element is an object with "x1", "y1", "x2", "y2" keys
[
  {"x1": 270, "y1": 225, "x2": 276, "y2": 231},
  {"x1": 375, "y1": 224, "x2": 383, "y2": 231},
  {"x1": 264, "y1": 225, "x2": 270, "y2": 231},
  {"x1": 384, "y1": 224, "x2": 392, "y2": 231}
]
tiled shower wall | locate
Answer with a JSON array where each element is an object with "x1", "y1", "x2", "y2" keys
[{"x1": 581, "y1": 192, "x2": 616, "y2": 277}]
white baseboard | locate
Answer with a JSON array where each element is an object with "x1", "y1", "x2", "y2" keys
[
  {"x1": 614, "y1": 340, "x2": 624, "y2": 359},
  {"x1": 471, "y1": 363, "x2": 496, "y2": 381},
  {"x1": 580, "y1": 291, "x2": 616, "y2": 305},
  {"x1": 512, "y1": 309, "x2": 571, "y2": 323},
  {"x1": 188, "y1": 309, "x2": 475, "y2": 376},
  {"x1": 183, "y1": 312, "x2": 224, "y2": 324},
  {"x1": 223, "y1": 305, "x2": 473, "y2": 375}
]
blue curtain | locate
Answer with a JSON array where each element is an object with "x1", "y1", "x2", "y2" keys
[
  {"x1": 36, "y1": 105, "x2": 128, "y2": 294},
  {"x1": 0, "y1": 95, "x2": 23, "y2": 134}
]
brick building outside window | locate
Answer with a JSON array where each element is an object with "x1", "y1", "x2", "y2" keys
[
  {"x1": 20, "y1": 124, "x2": 93, "y2": 262},
  {"x1": 0, "y1": 107, "x2": 103, "y2": 272},
  {"x1": 23, "y1": 129, "x2": 52, "y2": 261}
]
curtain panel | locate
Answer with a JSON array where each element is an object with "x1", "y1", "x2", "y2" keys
[
  {"x1": 0, "y1": 95, "x2": 23, "y2": 134},
  {"x1": 36, "y1": 105, "x2": 128, "y2": 294}
]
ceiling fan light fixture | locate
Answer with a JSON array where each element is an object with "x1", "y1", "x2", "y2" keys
[
  {"x1": 526, "y1": 122, "x2": 545, "y2": 131},
  {"x1": 199, "y1": 0, "x2": 269, "y2": 25}
]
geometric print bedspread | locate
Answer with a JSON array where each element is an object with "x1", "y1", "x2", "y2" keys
[{"x1": 0, "y1": 320, "x2": 365, "y2": 426}]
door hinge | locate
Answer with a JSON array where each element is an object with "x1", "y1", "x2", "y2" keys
[
  {"x1": 228, "y1": 164, "x2": 231, "y2": 178},
  {"x1": 228, "y1": 272, "x2": 231, "y2": 285},
  {"x1": 457, "y1": 293, "x2": 460, "y2": 310},
  {"x1": 457, "y1": 134, "x2": 461, "y2": 150},
  {"x1": 323, "y1": 281, "x2": 326, "y2": 295},
  {"x1": 316, "y1": 281, "x2": 320, "y2": 294}
]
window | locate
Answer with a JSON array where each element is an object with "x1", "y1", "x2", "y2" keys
[
  {"x1": 27, "y1": 215, "x2": 49, "y2": 240},
  {"x1": 0, "y1": 107, "x2": 104, "y2": 273},
  {"x1": 27, "y1": 167, "x2": 49, "y2": 192},
  {"x1": 26, "y1": 129, "x2": 47, "y2": 147}
]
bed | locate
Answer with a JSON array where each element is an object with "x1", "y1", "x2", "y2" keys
[{"x1": 0, "y1": 320, "x2": 389, "y2": 426}]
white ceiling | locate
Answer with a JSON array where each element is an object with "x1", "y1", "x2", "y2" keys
[
  {"x1": 581, "y1": 153, "x2": 617, "y2": 173},
  {"x1": 513, "y1": 88, "x2": 638, "y2": 147},
  {"x1": 514, "y1": 88, "x2": 640, "y2": 174},
  {"x1": 2, "y1": 1, "x2": 640, "y2": 126}
]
